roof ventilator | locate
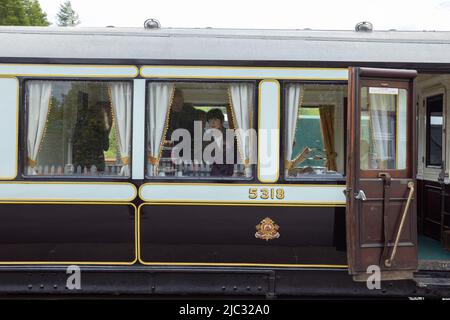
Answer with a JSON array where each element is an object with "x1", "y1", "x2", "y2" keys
[
  {"x1": 355, "y1": 21, "x2": 373, "y2": 32},
  {"x1": 144, "y1": 19, "x2": 161, "y2": 30}
]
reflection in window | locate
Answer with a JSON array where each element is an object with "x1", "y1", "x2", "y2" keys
[
  {"x1": 360, "y1": 87, "x2": 407, "y2": 170},
  {"x1": 426, "y1": 94, "x2": 443, "y2": 167},
  {"x1": 25, "y1": 80, "x2": 132, "y2": 177},
  {"x1": 284, "y1": 83, "x2": 346, "y2": 179},
  {"x1": 146, "y1": 82, "x2": 255, "y2": 179}
]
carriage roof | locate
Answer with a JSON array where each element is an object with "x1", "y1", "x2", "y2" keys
[{"x1": 0, "y1": 26, "x2": 450, "y2": 64}]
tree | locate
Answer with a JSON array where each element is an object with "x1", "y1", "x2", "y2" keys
[
  {"x1": 56, "y1": 1, "x2": 80, "y2": 27},
  {"x1": 0, "y1": 0, "x2": 49, "y2": 26},
  {"x1": 23, "y1": 0, "x2": 49, "y2": 26}
]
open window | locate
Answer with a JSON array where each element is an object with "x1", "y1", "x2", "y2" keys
[
  {"x1": 24, "y1": 80, "x2": 132, "y2": 178},
  {"x1": 145, "y1": 81, "x2": 256, "y2": 180},
  {"x1": 284, "y1": 83, "x2": 346, "y2": 180}
]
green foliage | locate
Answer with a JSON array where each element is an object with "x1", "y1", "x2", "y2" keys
[
  {"x1": 56, "y1": 1, "x2": 79, "y2": 26},
  {"x1": 104, "y1": 124, "x2": 119, "y2": 161},
  {"x1": 0, "y1": 0, "x2": 49, "y2": 26}
]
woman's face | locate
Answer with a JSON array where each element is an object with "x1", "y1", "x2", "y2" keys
[{"x1": 208, "y1": 117, "x2": 222, "y2": 130}]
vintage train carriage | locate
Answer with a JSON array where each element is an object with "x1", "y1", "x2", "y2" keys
[{"x1": 0, "y1": 25, "x2": 449, "y2": 297}]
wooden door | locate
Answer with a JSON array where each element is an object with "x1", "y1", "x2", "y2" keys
[{"x1": 346, "y1": 67, "x2": 418, "y2": 281}]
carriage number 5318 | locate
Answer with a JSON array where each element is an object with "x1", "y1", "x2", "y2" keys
[{"x1": 248, "y1": 188, "x2": 285, "y2": 200}]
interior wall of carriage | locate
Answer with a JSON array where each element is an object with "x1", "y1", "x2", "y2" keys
[{"x1": 416, "y1": 73, "x2": 450, "y2": 265}]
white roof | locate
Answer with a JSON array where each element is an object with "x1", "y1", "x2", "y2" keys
[{"x1": 1, "y1": 26, "x2": 450, "y2": 63}]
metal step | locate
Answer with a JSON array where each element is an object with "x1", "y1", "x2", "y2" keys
[
  {"x1": 418, "y1": 260, "x2": 450, "y2": 271},
  {"x1": 414, "y1": 276, "x2": 450, "y2": 288}
]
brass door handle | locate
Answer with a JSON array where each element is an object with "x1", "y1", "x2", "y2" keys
[{"x1": 384, "y1": 181, "x2": 415, "y2": 267}]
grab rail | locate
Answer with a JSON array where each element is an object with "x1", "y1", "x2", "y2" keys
[{"x1": 384, "y1": 181, "x2": 415, "y2": 268}]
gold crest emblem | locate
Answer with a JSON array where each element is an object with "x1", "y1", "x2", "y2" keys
[{"x1": 255, "y1": 217, "x2": 280, "y2": 241}]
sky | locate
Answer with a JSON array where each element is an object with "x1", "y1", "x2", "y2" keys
[{"x1": 38, "y1": 0, "x2": 450, "y2": 31}]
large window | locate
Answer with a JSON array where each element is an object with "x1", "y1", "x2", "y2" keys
[
  {"x1": 146, "y1": 82, "x2": 256, "y2": 179},
  {"x1": 284, "y1": 83, "x2": 346, "y2": 180},
  {"x1": 24, "y1": 80, "x2": 132, "y2": 178},
  {"x1": 426, "y1": 94, "x2": 443, "y2": 167}
]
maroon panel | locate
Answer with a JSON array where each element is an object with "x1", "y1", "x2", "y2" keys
[
  {"x1": 140, "y1": 205, "x2": 347, "y2": 265},
  {"x1": 0, "y1": 203, "x2": 136, "y2": 263}
]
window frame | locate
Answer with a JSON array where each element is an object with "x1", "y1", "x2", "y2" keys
[
  {"x1": 425, "y1": 93, "x2": 444, "y2": 169},
  {"x1": 143, "y1": 79, "x2": 258, "y2": 182},
  {"x1": 358, "y1": 79, "x2": 412, "y2": 179},
  {"x1": 20, "y1": 77, "x2": 134, "y2": 181},
  {"x1": 280, "y1": 80, "x2": 348, "y2": 184}
]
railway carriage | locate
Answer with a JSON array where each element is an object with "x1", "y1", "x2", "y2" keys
[{"x1": 0, "y1": 25, "x2": 449, "y2": 297}]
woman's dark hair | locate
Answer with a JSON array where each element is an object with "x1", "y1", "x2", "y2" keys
[{"x1": 206, "y1": 108, "x2": 225, "y2": 123}]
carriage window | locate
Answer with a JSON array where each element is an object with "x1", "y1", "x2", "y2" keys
[
  {"x1": 284, "y1": 83, "x2": 346, "y2": 180},
  {"x1": 24, "y1": 80, "x2": 132, "y2": 178},
  {"x1": 359, "y1": 87, "x2": 407, "y2": 171},
  {"x1": 146, "y1": 82, "x2": 255, "y2": 179},
  {"x1": 426, "y1": 94, "x2": 443, "y2": 167}
]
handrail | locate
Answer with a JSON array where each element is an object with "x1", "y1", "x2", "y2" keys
[{"x1": 384, "y1": 181, "x2": 415, "y2": 268}]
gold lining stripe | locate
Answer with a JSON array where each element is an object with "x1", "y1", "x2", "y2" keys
[
  {"x1": 139, "y1": 201, "x2": 345, "y2": 207},
  {"x1": 137, "y1": 203, "x2": 347, "y2": 268},
  {"x1": 138, "y1": 262, "x2": 348, "y2": 268},
  {"x1": 140, "y1": 182, "x2": 344, "y2": 187},
  {"x1": 0, "y1": 201, "x2": 138, "y2": 266}
]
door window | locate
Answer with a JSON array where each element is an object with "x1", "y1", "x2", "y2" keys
[{"x1": 360, "y1": 86, "x2": 408, "y2": 171}]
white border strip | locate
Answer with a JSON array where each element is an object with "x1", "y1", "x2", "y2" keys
[
  {"x1": 0, "y1": 78, "x2": 18, "y2": 180},
  {"x1": 0, "y1": 183, "x2": 137, "y2": 202},
  {"x1": 141, "y1": 66, "x2": 348, "y2": 80},
  {"x1": 140, "y1": 184, "x2": 346, "y2": 205},
  {"x1": 132, "y1": 79, "x2": 146, "y2": 180},
  {"x1": 0, "y1": 64, "x2": 139, "y2": 77},
  {"x1": 258, "y1": 80, "x2": 280, "y2": 183}
]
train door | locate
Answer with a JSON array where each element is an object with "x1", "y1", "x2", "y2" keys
[{"x1": 346, "y1": 67, "x2": 418, "y2": 281}]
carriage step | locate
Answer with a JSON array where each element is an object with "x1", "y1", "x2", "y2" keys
[{"x1": 414, "y1": 276, "x2": 450, "y2": 288}]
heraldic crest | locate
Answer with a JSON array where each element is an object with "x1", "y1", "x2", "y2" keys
[{"x1": 255, "y1": 217, "x2": 280, "y2": 241}]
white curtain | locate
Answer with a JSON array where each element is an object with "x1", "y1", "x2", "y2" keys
[
  {"x1": 285, "y1": 84, "x2": 302, "y2": 175},
  {"x1": 229, "y1": 83, "x2": 254, "y2": 177},
  {"x1": 110, "y1": 83, "x2": 132, "y2": 176},
  {"x1": 369, "y1": 94, "x2": 396, "y2": 169},
  {"x1": 147, "y1": 82, "x2": 175, "y2": 176},
  {"x1": 27, "y1": 81, "x2": 52, "y2": 175}
]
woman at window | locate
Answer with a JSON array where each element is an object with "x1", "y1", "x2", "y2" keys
[{"x1": 205, "y1": 108, "x2": 236, "y2": 177}]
